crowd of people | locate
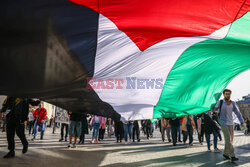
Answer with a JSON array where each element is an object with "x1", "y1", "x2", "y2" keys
[{"x1": 0, "y1": 89, "x2": 250, "y2": 162}]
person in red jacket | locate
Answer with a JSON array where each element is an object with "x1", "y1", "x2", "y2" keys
[{"x1": 32, "y1": 104, "x2": 47, "y2": 140}]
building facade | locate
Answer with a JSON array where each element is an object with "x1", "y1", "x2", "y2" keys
[{"x1": 237, "y1": 94, "x2": 250, "y2": 119}]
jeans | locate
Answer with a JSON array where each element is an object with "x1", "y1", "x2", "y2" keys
[
  {"x1": 60, "y1": 123, "x2": 69, "y2": 140},
  {"x1": 92, "y1": 123, "x2": 100, "y2": 140},
  {"x1": 33, "y1": 123, "x2": 45, "y2": 139},
  {"x1": 205, "y1": 130, "x2": 218, "y2": 150},
  {"x1": 28, "y1": 121, "x2": 34, "y2": 135},
  {"x1": 171, "y1": 126, "x2": 178, "y2": 144},
  {"x1": 123, "y1": 124, "x2": 132, "y2": 142},
  {"x1": 183, "y1": 125, "x2": 193, "y2": 144}
]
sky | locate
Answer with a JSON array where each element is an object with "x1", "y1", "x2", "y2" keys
[{"x1": 225, "y1": 69, "x2": 250, "y2": 101}]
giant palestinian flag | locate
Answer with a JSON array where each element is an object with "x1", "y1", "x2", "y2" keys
[{"x1": 1, "y1": 0, "x2": 250, "y2": 121}]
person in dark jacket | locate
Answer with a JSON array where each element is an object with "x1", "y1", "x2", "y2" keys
[
  {"x1": 115, "y1": 120, "x2": 124, "y2": 143},
  {"x1": 79, "y1": 114, "x2": 89, "y2": 144},
  {"x1": 203, "y1": 112, "x2": 221, "y2": 152},
  {"x1": 132, "y1": 120, "x2": 140, "y2": 142},
  {"x1": 169, "y1": 117, "x2": 181, "y2": 146},
  {"x1": 1, "y1": 96, "x2": 40, "y2": 158}
]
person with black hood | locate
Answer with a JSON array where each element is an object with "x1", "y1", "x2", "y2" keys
[
  {"x1": 1, "y1": 96, "x2": 40, "y2": 158},
  {"x1": 202, "y1": 112, "x2": 221, "y2": 152}
]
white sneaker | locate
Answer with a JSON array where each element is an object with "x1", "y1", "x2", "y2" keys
[
  {"x1": 68, "y1": 143, "x2": 72, "y2": 148},
  {"x1": 214, "y1": 148, "x2": 221, "y2": 153},
  {"x1": 207, "y1": 148, "x2": 211, "y2": 152},
  {"x1": 72, "y1": 144, "x2": 77, "y2": 148}
]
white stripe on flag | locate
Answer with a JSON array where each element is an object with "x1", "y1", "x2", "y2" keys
[{"x1": 93, "y1": 14, "x2": 231, "y2": 121}]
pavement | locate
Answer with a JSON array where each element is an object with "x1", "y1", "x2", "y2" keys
[{"x1": 0, "y1": 127, "x2": 249, "y2": 167}]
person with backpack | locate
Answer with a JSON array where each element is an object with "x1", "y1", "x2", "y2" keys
[
  {"x1": 213, "y1": 89, "x2": 245, "y2": 162},
  {"x1": 1, "y1": 97, "x2": 40, "y2": 158}
]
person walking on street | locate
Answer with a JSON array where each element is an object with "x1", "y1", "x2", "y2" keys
[
  {"x1": 107, "y1": 118, "x2": 114, "y2": 138},
  {"x1": 194, "y1": 115, "x2": 202, "y2": 145},
  {"x1": 211, "y1": 113, "x2": 222, "y2": 141},
  {"x1": 1, "y1": 97, "x2": 40, "y2": 158},
  {"x1": 160, "y1": 118, "x2": 171, "y2": 142},
  {"x1": 132, "y1": 120, "x2": 140, "y2": 142},
  {"x1": 203, "y1": 112, "x2": 220, "y2": 152},
  {"x1": 213, "y1": 89, "x2": 245, "y2": 161},
  {"x1": 144, "y1": 120, "x2": 152, "y2": 140},
  {"x1": 98, "y1": 116, "x2": 106, "y2": 141},
  {"x1": 68, "y1": 112, "x2": 82, "y2": 148},
  {"x1": 181, "y1": 115, "x2": 195, "y2": 146},
  {"x1": 169, "y1": 117, "x2": 181, "y2": 146},
  {"x1": 79, "y1": 114, "x2": 88, "y2": 144},
  {"x1": 59, "y1": 123, "x2": 69, "y2": 142},
  {"x1": 115, "y1": 120, "x2": 124, "y2": 143},
  {"x1": 123, "y1": 121, "x2": 132, "y2": 143},
  {"x1": 91, "y1": 115, "x2": 101, "y2": 143},
  {"x1": 32, "y1": 103, "x2": 47, "y2": 140},
  {"x1": 27, "y1": 109, "x2": 35, "y2": 136}
]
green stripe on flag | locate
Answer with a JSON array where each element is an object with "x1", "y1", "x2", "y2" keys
[{"x1": 154, "y1": 12, "x2": 250, "y2": 118}]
